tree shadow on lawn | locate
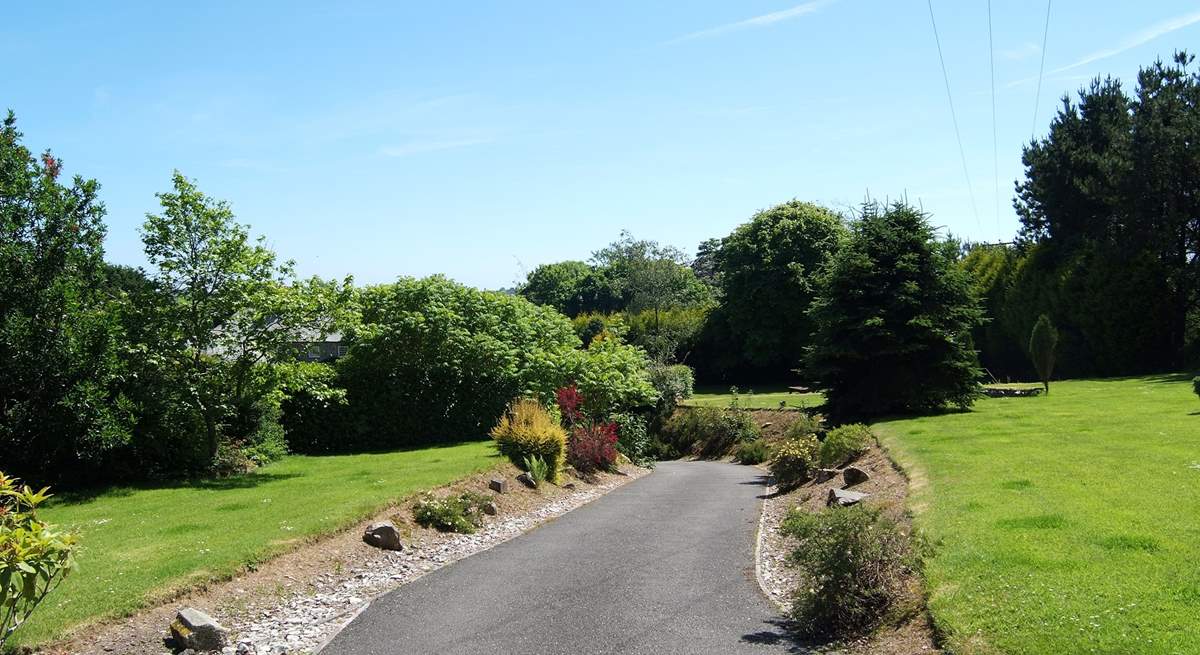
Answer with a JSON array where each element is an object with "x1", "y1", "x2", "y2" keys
[{"x1": 48, "y1": 471, "x2": 305, "y2": 507}]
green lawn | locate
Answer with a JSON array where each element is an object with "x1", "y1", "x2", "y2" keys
[
  {"x1": 15, "y1": 441, "x2": 498, "y2": 648},
  {"x1": 683, "y1": 385, "x2": 825, "y2": 410},
  {"x1": 875, "y1": 375, "x2": 1200, "y2": 654}
]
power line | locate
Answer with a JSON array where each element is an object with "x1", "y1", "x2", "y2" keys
[
  {"x1": 926, "y1": 0, "x2": 980, "y2": 226},
  {"x1": 987, "y1": 0, "x2": 999, "y2": 235},
  {"x1": 1032, "y1": 0, "x2": 1052, "y2": 138}
]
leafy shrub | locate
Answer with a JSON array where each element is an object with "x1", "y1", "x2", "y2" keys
[
  {"x1": 648, "y1": 364, "x2": 695, "y2": 420},
  {"x1": 610, "y1": 412, "x2": 652, "y2": 466},
  {"x1": 523, "y1": 455, "x2": 549, "y2": 487},
  {"x1": 571, "y1": 312, "x2": 628, "y2": 345},
  {"x1": 334, "y1": 277, "x2": 582, "y2": 450},
  {"x1": 490, "y1": 400, "x2": 567, "y2": 483},
  {"x1": 0, "y1": 473, "x2": 78, "y2": 649},
  {"x1": 818, "y1": 424, "x2": 874, "y2": 468},
  {"x1": 567, "y1": 338, "x2": 659, "y2": 418},
  {"x1": 555, "y1": 385, "x2": 584, "y2": 425},
  {"x1": 785, "y1": 411, "x2": 827, "y2": 440},
  {"x1": 412, "y1": 491, "x2": 491, "y2": 534},
  {"x1": 568, "y1": 422, "x2": 620, "y2": 474},
  {"x1": 781, "y1": 505, "x2": 919, "y2": 637},
  {"x1": 770, "y1": 433, "x2": 820, "y2": 488},
  {"x1": 661, "y1": 406, "x2": 761, "y2": 459},
  {"x1": 1193, "y1": 376, "x2": 1200, "y2": 401},
  {"x1": 733, "y1": 439, "x2": 770, "y2": 465}
]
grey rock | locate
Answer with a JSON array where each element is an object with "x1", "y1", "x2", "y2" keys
[
  {"x1": 362, "y1": 521, "x2": 404, "y2": 551},
  {"x1": 827, "y1": 488, "x2": 868, "y2": 507},
  {"x1": 516, "y1": 472, "x2": 538, "y2": 488},
  {"x1": 561, "y1": 482, "x2": 577, "y2": 490},
  {"x1": 236, "y1": 642, "x2": 256, "y2": 655},
  {"x1": 268, "y1": 646, "x2": 288, "y2": 655},
  {"x1": 760, "y1": 422, "x2": 773, "y2": 429},
  {"x1": 842, "y1": 466, "x2": 870, "y2": 487},
  {"x1": 482, "y1": 501, "x2": 498, "y2": 516},
  {"x1": 814, "y1": 468, "x2": 838, "y2": 483},
  {"x1": 170, "y1": 607, "x2": 229, "y2": 651},
  {"x1": 488, "y1": 478, "x2": 508, "y2": 493}
]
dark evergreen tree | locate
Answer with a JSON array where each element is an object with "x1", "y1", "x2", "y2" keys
[{"x1": 806, "y1": 201, "x2": 983, "y2": 418}]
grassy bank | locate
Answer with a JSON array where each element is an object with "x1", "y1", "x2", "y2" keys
[
  {"x1": 683, "y1": 385, "x2": 824, "y2": 409},
  {"x1": 876, "y1": 375, "x2": 1199, "y2": 654},
  {"x1": 14, "y1": 441, "x2": 497, "y2": 648}
]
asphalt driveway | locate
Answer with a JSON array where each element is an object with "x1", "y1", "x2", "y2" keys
[{"x1": 321, "y1": 461, "x2": 797, "y2": 654}]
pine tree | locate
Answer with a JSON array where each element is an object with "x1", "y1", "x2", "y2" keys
[{"x1": 1028, "y1": 314, "x2": 1058, "y2": 393}]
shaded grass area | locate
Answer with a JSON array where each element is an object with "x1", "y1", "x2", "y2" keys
[
  {"x1": 875, "y1": 375, "x2": 1200, "y2": 654},
  {"x1": 683, "y1": 384, "x2": 825, "y2": 410},
  {"x1": 15, "y1": 441, "x2": 498, "y2": 648}
]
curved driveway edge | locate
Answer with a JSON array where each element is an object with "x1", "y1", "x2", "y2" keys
[{"x1": 320, "y1": 461, "x2": 798, "y2": 654}]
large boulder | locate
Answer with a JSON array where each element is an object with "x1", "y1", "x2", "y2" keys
[
  {"x1": 827, "y1": 488, "x2": 868, "y2": 507},
  {"x1": 842, "y1": 466, "x2": 870, "y2": 487},
  {"x1": 814, "y1": 468, "x2": 839, "y2": 483},
  {"x1": 170, "y1": 607, "x2": 229, "y2": 651},
  {"x1": 362, "y1": 521, "x2": 404, "y2": 551},
  {"x1": 516, "y1": 472, "x2": 537, "y2": 488}
]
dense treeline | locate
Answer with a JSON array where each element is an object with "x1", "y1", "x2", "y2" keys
[
  {"x1": 0, "y1": 113, "x2": 659, "y2": 487},
  {"x1": 966, "y1": 53, "x2": 1200, "y2": 379},
  {"x1": 521, "y1": 53, "x2": 1200, "y2": 392}
]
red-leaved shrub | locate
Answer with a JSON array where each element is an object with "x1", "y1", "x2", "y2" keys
[
  {"x1": 556, "y1": 385, "x2": 583, "y2": 425},
  {"x1": 568, "y1": 421, "x2": 619, "y2": 473}
]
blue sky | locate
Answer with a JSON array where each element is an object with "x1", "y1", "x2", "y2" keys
[{"x1": 6, "y1": 1, "x2": 1200, "y2": 288}]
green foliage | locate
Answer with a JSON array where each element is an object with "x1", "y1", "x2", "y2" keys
[
  {"x1": 519, "y1": 260, "x2": 592, "y2": 315},
  {"x1": 335, "y1": 277, "x2": 581, "y2": 449},
  {"x1": 701, "y1": 200, "x2": 845, "y2": 379},
  {"x1": 770, "y1": 432, "x2": 820, "y2": 489},
  {"x1": 490, "y1": 399, "x2": 567, "y2": 483},
  {"x1": 571, "y1": 312, "x2": 627, "y2": 346},
  {"x1": 610, "y1": 412, "x2": 653, "y2": 466},
  {"x1": 139, "y1": 171, "x2": 355, "y2": 467},
  {"x1": 523, "y1": 455, "x2": 550, "y2": 487},
  {"x1": 806, "y1": 200, "x2": 983, "y2": 418},
  {"x1": 0, "y1": 112, "x2": 133, "y2": 484},
  {"x1": 781, "y1": 505, "x2": 919, "y2": 637},
  {"x1": 1193, "y1": 376, "x2": 1200, "y2": 401},
  {"x1": 733, "y1": 439, "x2": 770, "y2": 465},
  {"x1": 1029, "y1": 315, "x2": 1059, "y2": 393},
  {"x1": 624, "y1": 306, "x2": 710, "y2": 363},
  {"x1": 661, "y1": 406, "x2": 760, "y2": 459},
  {"x1": 566, "y1": 337, "x2": 659, "y2": 418},
  {"x1": 0, "y1": 473, "x2": 78, "y2": 649},
  {"x1": 412, "y1": 491, "x2": 491, "y2": 534},
  {"x1": 818, "y1": 424, "x2": 873, "y2": 468},
  {"x1": 648, "y1": 364, "x2": 695, "y2": 421}
]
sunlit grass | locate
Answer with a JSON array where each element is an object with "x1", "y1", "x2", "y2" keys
[
  {"x1": 876, "y1": 375, "x2": 1200, "y2": 654},
  {"x1": 14, "y1": 441, "x2": 498, "y2": 648},
  {"x1": 683, "y1": 385, "x2": 824, "y2": 410}
]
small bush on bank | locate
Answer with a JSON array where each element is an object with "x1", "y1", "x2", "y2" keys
[
  {"x1": 490, "y1": 399, "x2": 567, "y2": 482},
  {"x1": 781, "y1": 505, "x2": 920, "y2": 637},
  {"x1": 818, "y1": 424, "x2": 874, "y2": 467},
  {"x1": 661, "y1": 406, "x2": 760, "y2": 459},
  {"x1": 412, "y1": 491, "x2": 492, "y2": 534},
  {"x1": 568, "y1": 422, "x2": 620, "y2": 474},
  {"x1": 611, "y1": 412, "x2": 653, "y2": 466},
  {"x1": 785, "y1": 411, "x2": 827, "y2": 440},
  {"x1": 733, "y1": 439, "x2": 770, "y2": 465},
  {"x1": 770, "y1": 433, "x2": 820, "y2": 488},
  {"x1": 523, "y1": 455, "x2": 550, "y2": 486}
]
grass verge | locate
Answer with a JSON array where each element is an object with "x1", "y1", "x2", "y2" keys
[
  {"x1": 13, "y1": 440, "x2": 498, "y2": 648},
  {"x1": 875, "y1": 374, "x2": 1199, "y2": 654}
]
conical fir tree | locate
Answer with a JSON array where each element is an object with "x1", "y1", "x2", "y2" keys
[{"x1": 806, "y1": 201, "x2": 983, "y2": 418}]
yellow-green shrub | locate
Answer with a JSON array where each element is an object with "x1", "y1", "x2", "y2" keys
[
  {"x1": 770, "y1": 433, "x2": 820, "y2": 489},
  {"x1": 489, "y1": 399, "x2": 567, "y2": 483}
]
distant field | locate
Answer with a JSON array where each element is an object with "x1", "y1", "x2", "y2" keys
[
  {"x1": 876, "y1": 375, "x2": 1200, "y2": 654},
  {"x1": 683, "y1": 385, "x2": 824, "y2": 410},
  {"x1": 16, "y1": 441, "x2": 498, "y2": 648}
]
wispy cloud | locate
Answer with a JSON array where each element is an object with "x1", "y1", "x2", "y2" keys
[
  {"x1": 379, "y1": 137, "x2": 492, "y2": 158},
  {"x1": 1006, "y1": 9, "x2": 1200, "y2": 88},
  {"x1": 665, "y1": 0, "x2": 837, "y2": 45},
  {"x1": 999, "y1": 42, "x2": 1040, "y2": 61}
]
